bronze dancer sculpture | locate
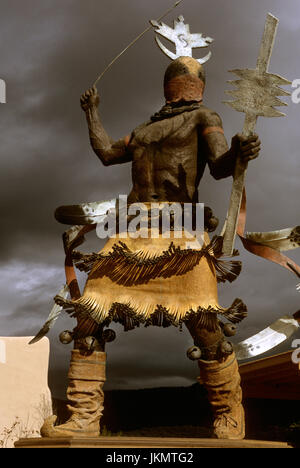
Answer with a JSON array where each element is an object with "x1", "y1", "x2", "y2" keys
[
  {"x1": 37, "y1": 14, "x2": 299, "y2": 440},
  {"x1": 41, "y1": 52, "x2": 260, "y2": 439}
]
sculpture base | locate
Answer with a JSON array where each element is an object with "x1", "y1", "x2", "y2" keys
[{"x1": 15, "y1": 436, "x2": 293, "y2": 448}]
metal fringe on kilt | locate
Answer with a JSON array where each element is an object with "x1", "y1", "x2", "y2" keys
[
  {"x1": 72, "y1": 236, "x2": 242, "y2": 286},
  {"x1": 55, "y1": 295, "x2": 247, "y2": 332},
  {"x1": 54, "y1": 236, "x2": 246, "y2": 332}
]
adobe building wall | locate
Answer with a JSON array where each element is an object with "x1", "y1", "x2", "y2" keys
[{"x1": 0, "y1": 337, "x2": 52, "y2": 448}]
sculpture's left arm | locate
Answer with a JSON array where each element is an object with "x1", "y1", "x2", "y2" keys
[{"x1": 200, "y1": 110, "x2": 261, "y2": 180}]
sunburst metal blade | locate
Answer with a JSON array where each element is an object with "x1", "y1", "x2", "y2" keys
[
  {"x1": 234, "y1": 315, "x2": 300, "y2": 361},
  {"x1": 151, "y1": 15, "x2": 213, "y2": 62},
  {"x1": 155, "y1": 37, "x2": 178, "y2": 60}
]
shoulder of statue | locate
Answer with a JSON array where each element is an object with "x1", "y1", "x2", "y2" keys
[
  {"x1": 195, "y1": 106, "x2": 223, "y2": 130},
  {"x1": 131, "y1": 120, "x2": 151, "y2": 137}
]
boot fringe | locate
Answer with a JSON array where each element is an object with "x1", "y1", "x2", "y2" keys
[{"x1": 72, "y1": 236, "x2": 241, "y2": 286}]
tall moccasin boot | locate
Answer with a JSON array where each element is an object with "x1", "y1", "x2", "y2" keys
[
  {"x1": 41, "y1": 349, "x2": 106, "y2": 438},
  {"x1": 198, "y1": 352, "x2": 245, "y2": 440}
]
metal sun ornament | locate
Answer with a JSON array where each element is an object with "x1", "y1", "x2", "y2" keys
[{"x1": 150, "y1": 15, "x2": 213, "y2": 63}]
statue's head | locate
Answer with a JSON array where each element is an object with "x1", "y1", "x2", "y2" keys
[{"x1": 164, "y1": 56, "x2": 206, "y2": 104}]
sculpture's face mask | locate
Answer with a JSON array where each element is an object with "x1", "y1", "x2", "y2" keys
[{"x1": 164, "y1": 56, "x2": 206, "y2": 104}]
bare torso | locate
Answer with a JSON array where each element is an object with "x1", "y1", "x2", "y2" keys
[
  {"x1": 128, "y1": 109, "x2": 203, "y2": 203},
  {"x1": 81, "y1": 91, "x2": 254, "y2": 206}
]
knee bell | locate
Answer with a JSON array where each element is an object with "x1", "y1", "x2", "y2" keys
[
  {"x1": 223, "y1": 323, "x2": 237, "y2": 337},
  {"x1": 59, "y1": 330, "x2": 74, "y2": 345},
  {"x1": 187, "y1": 346, "x2": 202, "y2": 361}
]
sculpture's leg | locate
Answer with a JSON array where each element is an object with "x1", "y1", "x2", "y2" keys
[
  {"x1": 198, "y1": 352, "x2": 244, "y2": 440},
  {"x1": 40, "y1": 318, "x2": 111, "y2": 438},
  {"x1": 41, "y1": 347, "x2": 106, "y2": 438},
  {"x1": 186, "y1": 323, "x2": 245, "y2": 440}
]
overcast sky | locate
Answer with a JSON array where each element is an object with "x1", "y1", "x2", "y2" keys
[{"x1": 0, "y1": 0, "x2": 299, "y2": 398}]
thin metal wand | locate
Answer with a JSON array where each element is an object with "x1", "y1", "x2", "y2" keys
[{"x1": 93, "y1": 0, "x2": 186, "y2": 86}]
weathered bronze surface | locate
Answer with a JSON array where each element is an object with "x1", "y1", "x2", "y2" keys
[
  {"x1": 49, "y1": 55, "x2": 259, "y2": 441},
  {"x1": 43, "y1": 24, "x2": 263, "y2": 440},
  {"x1": 26, "y1": 12, "x2": 299, "y2": 444},
  {"x1": 82, "y1": 93, "x2": 260, "y2": 207}
]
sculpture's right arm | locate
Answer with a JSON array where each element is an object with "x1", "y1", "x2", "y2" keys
[{"x1": 81, "y1": 87, "x2": 133, "y2": 166}]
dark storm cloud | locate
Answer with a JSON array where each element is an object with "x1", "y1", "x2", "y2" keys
[{"x1": 0, "y1": 0, "x2": 299, "y2": 397}]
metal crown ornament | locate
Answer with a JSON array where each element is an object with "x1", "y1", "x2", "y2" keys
[{"x1": 150, "y1": 15, "x2": 213, "y2": 63}]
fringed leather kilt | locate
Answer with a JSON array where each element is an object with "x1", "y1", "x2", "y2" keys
[{"x1": 55, "y1": 229, "x2": 246, "y2": 333}]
